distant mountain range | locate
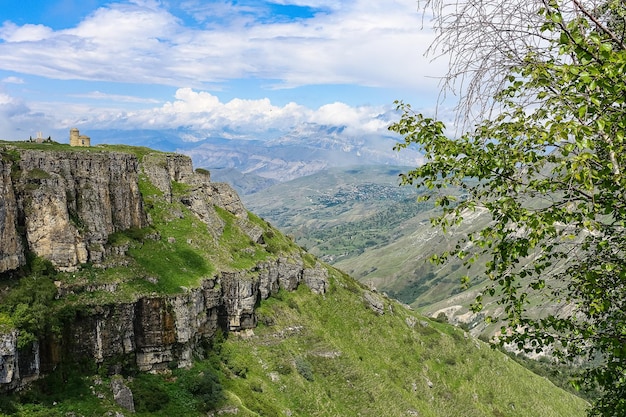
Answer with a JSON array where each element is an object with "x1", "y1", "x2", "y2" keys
[{"x1": 80, "y1": 125, "x2": 423, "y2": 192}]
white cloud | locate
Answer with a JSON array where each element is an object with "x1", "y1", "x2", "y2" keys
[
  {"x1": 130, "y1": 88, "x2": 315, "y2": 134},
  {"x1": 0, "y1": 23, "x2": 54, "y2": 42},
  {"x1": 146, "y1": 88, "x2": 398, "y2": 136},
  {"x1": 68, "y1": 3, "x2": 178, "y2": 42},
  {"x1": 0, "y1": 1, "x2": 447, "y2": 139},
  {"x1": 311, "y1": 101, "x2": 391, "y2": 132},
  {"x1": 0, "y1": 0, "x2": 440, "y2": 92},
  {"x1": 23, "y1": 87, "x2": 397, "y2": 140},
  {"x1": 0, "y1": 93, "x2": 55, "y2": 140},
  {"x1": 1, "y1": 76, "x2": 24, "y2": 84},
  {"x1": 0, "y1": 93, "x2": 15, "y2": 106}
]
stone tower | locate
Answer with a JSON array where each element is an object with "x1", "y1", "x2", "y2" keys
[{"x1": 69, "y1": 128, "x2": 90, "y2": 147}]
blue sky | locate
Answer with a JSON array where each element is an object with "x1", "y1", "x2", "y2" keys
[{"x1": 0, "y1": 0, "x2": 445, "y2": 141}]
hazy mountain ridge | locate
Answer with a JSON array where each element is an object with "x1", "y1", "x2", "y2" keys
[{"x1": 76, "y1": 125, "x2": 422, "y2": 187}]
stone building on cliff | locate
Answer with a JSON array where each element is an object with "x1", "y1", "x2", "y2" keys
[{"x1": 69, "y1": 128, "x2": 90, "y2": 147}]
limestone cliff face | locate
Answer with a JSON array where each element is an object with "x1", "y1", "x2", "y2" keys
[
  {"x1": 0, "y1": 145, "x2": 329, "y2": 392},
  {"x1": 0, "y1": 149, "x2": 148, "y2": 270},
  {"x1": 0, "y1": 158, "x2": 23, "y2": 272},
  {"x1": 0, "y1": 148, "x2": 256, "y2": 272},
  {"x1": 141, "y1": 152, "x2": 250, "y2": 238},
  {"x1": 141, "y1": 153, "x2": 195, "y2": 203}
]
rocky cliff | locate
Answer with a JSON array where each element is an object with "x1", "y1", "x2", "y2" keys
[
  {"x1": 0, "y1": 144, "x2": 328, "y2": 392},
  {"x1": 1, "y1": 149, "x2": 147, "y2": 271}
]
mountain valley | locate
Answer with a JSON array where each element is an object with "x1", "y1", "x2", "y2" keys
[{"x1": 242, "y1": 165, "x2": 568, "y2": 341}]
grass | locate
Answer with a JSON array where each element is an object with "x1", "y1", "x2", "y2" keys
[
  {"x1": 48, "y1": 195, "x2": 219, "y2": 299},
  {"x1": 96, "y1": 144, "x2": 162, "y2": 161},
  {"x1": 124, "y1": 197, "x2": 215, "y2": 293},
  {"x1": 215, "y1": 207, "x2": 270, "y2": 269},
  {"x1": 0, "y1": 140, "x2": 165, "y2": 162},
  {"x1": 1, "y1": 150, "x2": 300, "y2": 306},
  {"x1": 211, "y1": 270, "x2": 589, "y2": 417},
  {"x1": 0, "y1": 140, "x2": 76, "y2": 152}
]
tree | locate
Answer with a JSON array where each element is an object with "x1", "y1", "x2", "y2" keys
[{"x1": 390, "y1": 1, "x2": 626, "y2": 415}]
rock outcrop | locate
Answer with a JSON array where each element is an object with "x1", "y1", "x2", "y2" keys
[
  {"x1": 1, "y1": 149, "x2": 148, "y2": 270},
  {"x1": 0, "y1": 157, "x2": 23, "y2": 271},
  {"x1": 141, "y1": 152, "x2": 255, "y2": 241},
  {"x1": 0, "y1": 147, "x2": 257, "y2": 272},
  {"x1": 0, "y1": 331, "x2": 19, "y2": 385},
  {"x1": 141, "y1": 153, "x2": 196, "y2": 203},
  {"x1": 0, "y1": 145, "x2": 329, "y2": 392},
  {"x1": 111, "y1": 375, "x2": 135, "y2": 412}
]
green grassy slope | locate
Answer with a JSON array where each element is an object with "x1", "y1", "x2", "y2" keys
[
  {"x1": 218, "y1": 272, "x2": 588, "y2": 417},
  {"x1": 1, "y1": 269, "x2": 589, "y2": 417}
]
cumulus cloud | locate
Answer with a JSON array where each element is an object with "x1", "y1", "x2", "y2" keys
[
  {"x1": 126, "y1": 88, "x2": 387, "y2": 137},
  {"x1": 32, "y1": 87, "x2": 397, "y2": 141},
  {"x1": 0, "y1": 0, "x2": 441, "y2": 91},
  {"x1": 0, "y1": 23, "x2": 54, "y2": 42},
  {"x1": 0, "y1": 1, "x2": 447, "y2": 140}
]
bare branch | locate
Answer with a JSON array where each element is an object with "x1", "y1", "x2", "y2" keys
[{"x1": 417, "y1": 0, "x2": 620, "y2": 128}]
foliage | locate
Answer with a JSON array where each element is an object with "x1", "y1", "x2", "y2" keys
[
  {"x1": 0, "y1": 396, "x2": 17, "y2": 416},
  {"x1": 391, "y1": 1, "x2": 626, "y2": 415},
  {"x1": 0, "y1": 255, "x2": 58, "y2": 348},
  {"x1": 179, "y1": 365, "x2": 224, "y2": 412},
  {"x1": 130, "y1": 374, "x2": 171, "y2": 412},
  {"x1": 506, "y1": 352, "x2": 602, "y2": 403},
  {"x1": 5, "y1": 363, "x2": 109, "y2": 417},
  {"x1": 25, "y1": 252, "x2": 57, "y2": 277}
]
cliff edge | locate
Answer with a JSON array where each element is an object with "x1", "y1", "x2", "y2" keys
[{"x1": 0, "y1": 143, "x2": 328, "y2": 391}]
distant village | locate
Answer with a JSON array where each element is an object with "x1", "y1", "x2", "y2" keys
[{"x1": 28, "y1": 128, "x2": 91, "y2": 147}]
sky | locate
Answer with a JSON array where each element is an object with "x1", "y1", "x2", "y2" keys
[{"x1": 0, "y1": 0, "x2": 447, "y2": 142}]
